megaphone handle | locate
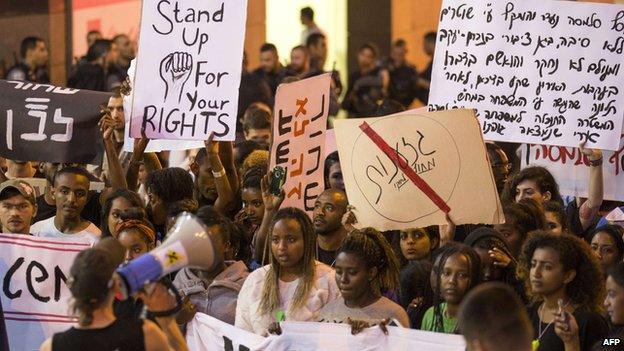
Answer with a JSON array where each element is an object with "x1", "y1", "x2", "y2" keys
[{"x1": 150, "y1": 279, "x2": 184, "y2": 318}]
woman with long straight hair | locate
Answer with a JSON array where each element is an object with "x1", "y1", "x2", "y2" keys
[{"x1": 235, "y1": 207, "x2": 339, "y2": 335}]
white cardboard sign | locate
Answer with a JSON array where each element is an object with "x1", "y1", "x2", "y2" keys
[
  {"x1": 429, "y1": 0, "x2": 624, "y2": 150},
  {"x1": 130, "y1": 0, "x2": 248, "y2": 141}
]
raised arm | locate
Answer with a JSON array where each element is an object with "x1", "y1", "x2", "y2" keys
[
  {"x1": 578, "y1": 142, "x2": 603, "y2": 231},
  {"x1": 141, "y1": 282, "x2": 189, "y2": 351},
  {"x1": 125, "y1": 137, "x2": 150, "y2": 193},
  {"x1": 100, "y1": 118, "x2": 128, "y2": 205},
  {"x1": 218, "y1": 140, "x2": 239, "y2": 195},
  {"x1": 204, "y1": 134, "x2": 235, "y2": 215},
  {"x1": 253, "y1": 171, "x2": 284, "y2": 264}
]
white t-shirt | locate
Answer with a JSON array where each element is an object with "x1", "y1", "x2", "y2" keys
[
  {"x1": 31, "y1": 216, "x2": 101, "y2": 245},
  {"x1": 235, "y1": 261, "x2": 339, "y2": 335}
]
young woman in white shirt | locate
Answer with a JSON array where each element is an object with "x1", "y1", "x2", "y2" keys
[{"x1": 235, "y1": 206, "x2": 339, "y2": 335}]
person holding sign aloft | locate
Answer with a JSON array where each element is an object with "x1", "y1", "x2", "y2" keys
[{"x1": 503, "y1": 142, "x2": 604, "y2": 239}]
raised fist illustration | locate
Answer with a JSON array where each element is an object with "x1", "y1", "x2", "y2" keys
[{"x1": 159, "y1": 52, "x2": 193, "y2": 103}]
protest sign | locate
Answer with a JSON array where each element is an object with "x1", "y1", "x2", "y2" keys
[
  {"x1": 325, "y1": 129, "x2": 337, "y2": 157},
  {"x1": 0, "y1": 80, "x2": 107, "y2": 164},
  {"x1": 334, "y1": 109, "x2": 504, "y2": 231},
  {"x1": 123, "y1": 59, "x2": 204, "y2": 153},
  {"x1": 130, "y1": 0, "x2": 248, "y2": 141},
  {"x1": 428, "y1": 0, "x2": 624, "y2": 150},
  {"x1": 269, "y1": 74, "x2": 331, "y2": 213},
  {"x1": 0, "y1": 234, "x2": 91, "y2": 350},
  {"x1": 187, "y1": 313, "x2": 466, "y2": 351},
  {"x1": 521, "y1": 133, "x2": 624, "y2": 201}
]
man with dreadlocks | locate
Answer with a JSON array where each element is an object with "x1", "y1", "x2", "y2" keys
[{"x1": 317, "y1": 227, "x2": 409, "y2": 327}]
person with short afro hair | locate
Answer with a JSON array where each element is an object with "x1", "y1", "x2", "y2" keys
[{"x1": 145, "y1": 168, "x2": 193, "y2": 235}]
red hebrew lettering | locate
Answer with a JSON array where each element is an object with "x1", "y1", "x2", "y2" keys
[
  {"x1": 290, "y1": 153, "x2": 304, "y2": 176},
  {"x1": 294, "y1": 120, "x2": 310, "y2": 137},
  {"x1": 295, "y1": 98, "x2": 308, "y2": 117},
  {"x1": 287, "y1": 182, "x2": 302, "y2": 199}
]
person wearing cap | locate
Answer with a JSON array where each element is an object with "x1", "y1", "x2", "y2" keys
[
  {"x1": 0, "y1": 179, "x2": 38, "y2": 234},
  {"x1": 39, "y1": 244, "x2": 189, "y2": 351}
]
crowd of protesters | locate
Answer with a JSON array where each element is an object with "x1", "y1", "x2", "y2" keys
[{"x1": 2, "y1": 6, "x2": 624, "y2": 351}]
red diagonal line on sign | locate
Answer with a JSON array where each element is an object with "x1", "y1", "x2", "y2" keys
[{"x1": 359, "y1": 121, "x2": 451, "y2": 213}]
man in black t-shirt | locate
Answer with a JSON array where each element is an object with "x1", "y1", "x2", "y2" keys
[
  {"x1": 341, "y1": 43, "x2": 389, "y2": 118},
  {"x1": 313, "y1": 189, "x2": 349, "y2": 266},
  {"x1": 253, "y1": 43, "x2": 287, "y2": 97},
  {"x1": 385, "y1": 39, "x2": 419, "y2": 108},
  {"x1": 5, "y1": 36, "x2": 50, "y2": 83}
]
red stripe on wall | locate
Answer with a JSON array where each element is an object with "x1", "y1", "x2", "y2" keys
[{"x1": 73, "y1": 0, "x2": 138, "y2": 11}]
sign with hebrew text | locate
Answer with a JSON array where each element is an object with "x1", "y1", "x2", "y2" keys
[
  {"x1": 0, "y1": 80, "x2": 107, "y2": 164},
  {"x1": 269, "y1": 74, "x2": 331, "y2": 213},
  {"x1": 334, "y1": 109, "x2": 504, "y2": 231},
  {"x1": 521, "y1": 133, "x2": 624, "y2": 201},
  {"x1": 130, "y1": 0, "x2": 247, "y2": 141},
  {"x1": 429, "y1": 0, "x2": 624, "y2": 150}
]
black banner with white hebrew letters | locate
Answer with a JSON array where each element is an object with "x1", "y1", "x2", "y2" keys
[{"x1": 0, "y1": 80, "x2": 109, "y2": 164}]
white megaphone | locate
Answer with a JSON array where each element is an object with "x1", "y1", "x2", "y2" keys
[{"x1": 116, "y1": 212, "x2": 219, "y2": 298}]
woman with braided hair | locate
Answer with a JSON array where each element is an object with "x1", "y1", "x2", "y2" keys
[
  {"x1": 421, "y1": 243, "x2": 481, "y2": 333},
  {"x1": 318, "y1": 227, "x2": 409, "y2": 327}
]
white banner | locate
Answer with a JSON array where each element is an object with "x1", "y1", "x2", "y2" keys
[
  {"x1": 0, "y1": 234, "x2": 91, "y2": 351},
  {"x1": 429, "y1": 0, "x2": 624, "y2": 150},
  {"x1": 130, "y1": 0, "x2": 248, "y2": 141},
  {"x1": 187, "y1": 313, "x2": 466, "y2": 351},
  {"x1": 521, "y1": 133, "x2": 624, "y2": 201}
]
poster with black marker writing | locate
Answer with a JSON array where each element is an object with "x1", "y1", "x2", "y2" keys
[
  {"x1": 130, "y1": 0, "x2": 248, "y2": 141},
  {"x1": 0, "y1": 80, "x2": 108, "y2": 165},
  {"x1": 429, "y1": 0, "x2": 624, "y2": 151}
]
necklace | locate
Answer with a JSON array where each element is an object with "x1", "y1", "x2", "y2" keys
[{"x1": 532, "y1": 300, "x2": 570, "y2": 351}]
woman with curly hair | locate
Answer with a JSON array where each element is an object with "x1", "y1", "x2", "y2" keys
[
  {"x1": 518, "y1": 231, "x2": 609, "y2": 351},
  {"x1": 502, "y1": 145, "x2": 603, "y2": 238}
]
